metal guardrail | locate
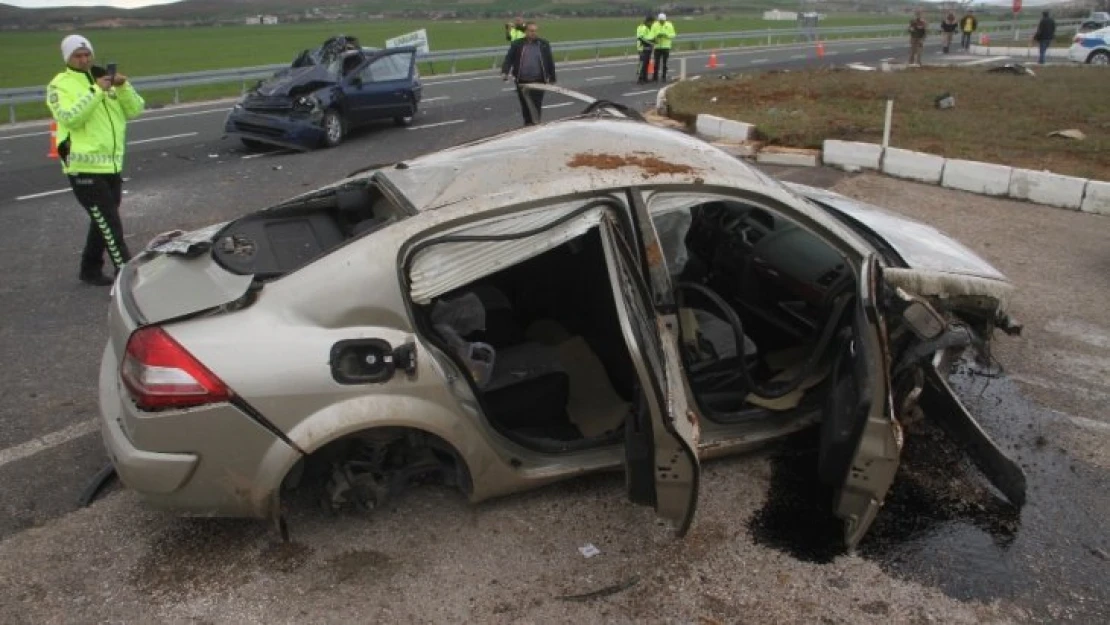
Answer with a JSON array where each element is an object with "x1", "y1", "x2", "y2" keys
[{"x1": 1, "y1": 19, "x2": 1077, "y2": 124}]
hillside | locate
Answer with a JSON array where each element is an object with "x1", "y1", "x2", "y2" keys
[{"x1": 0, "y1": 1, "x2": 919, "y2": 30}]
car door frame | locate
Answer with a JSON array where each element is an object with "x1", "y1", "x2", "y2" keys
[
  {"x1": 598, "y1": 211, "x2": 701, "y2": 536},
  {"x1": 349, "y1": 49, "x2": 418, "y2": 123}
]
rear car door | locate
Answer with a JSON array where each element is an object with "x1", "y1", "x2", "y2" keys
[
  {"x1": 598, "y1": 216, "x2": 700, "y2": 536},
  {"x1": 352, "y1": 50, "x2": 417, "y2": 122},
  {"x1": 818, "y1": 255, "x2": 902, "y2": 550}
]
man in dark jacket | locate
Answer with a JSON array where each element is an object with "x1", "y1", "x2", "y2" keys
[
  {"x1": 501, "y1": 22, "x2": 556, "y2": 126},
  {"x1": 908, "y1": 10, "x2": 927, "y2": 66},
  {"x1": 1033, "y1": 11, "x2": 1056, "y2": 65}
]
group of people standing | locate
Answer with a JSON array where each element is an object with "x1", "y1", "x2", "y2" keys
[
  {"x1": 635, "y1": 13, "x2": 677, "y2": 84},
  {"x1": 910, "y1": 9, "x2": 1056, "y2": 66}
]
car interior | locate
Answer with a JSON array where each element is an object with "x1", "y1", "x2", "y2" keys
[
  {"x1": 651, "y1": 197, "x2": 857, "y2": 420},
  {"x1": 414, "y1": 227, "x2": 637, "y2": 450},
  {"x1": 409, "y1": 196, "x2": 859, "y2": 450},
  {"x1": 211, "y1": 182, "x2": 403, "y2": 279}
]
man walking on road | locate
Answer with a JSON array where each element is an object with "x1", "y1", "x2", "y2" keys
[
  {"x1": 636, "y1": 15, "x2": 655, "y2": 84},
  {"x1": 959, "y1": 11, "x2": 978, "y2": 52},
  {"x1": 908, "y1": 10, "x2": 927, "y2": 66},
  {"x1": 941, "y1": 12, "x2": 958, "y2": 54},
  {"x1": 46, "y1": 34, "x2": 144, "y2": 286},
  {"x1": 1032, "y1": 11, "x2": 1056, "y2": 65},
  {"x1": 649, "y1": 13, "x2": 676, "y2": 82},
  {"x1": 502, "y1": 22, "x2": 556, "y2": 127}
]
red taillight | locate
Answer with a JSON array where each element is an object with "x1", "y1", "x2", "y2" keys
[{"x1": 120, "y1": 326, "x2": 231, "y2": 410}]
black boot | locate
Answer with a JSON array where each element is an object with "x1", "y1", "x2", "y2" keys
[{"x1": 79, "y1": 270, "x2": 114, "y2": 286}]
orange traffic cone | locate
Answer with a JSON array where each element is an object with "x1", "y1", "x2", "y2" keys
[
  {"x1": 816, "y1": 40, "x2": 825, "y2": 59},
  {"x1": 647, "y1": 57, "x2": 655, "y2": 76},
  {"x1": 47, "y1": 121, "x2": 59, "y2": 159},
  {"x1": 706, "y1": 51, "x2": 719, "y2": 69},
  {"x1": 981, "y1": 33, "x2": 991, "y2": 46}
]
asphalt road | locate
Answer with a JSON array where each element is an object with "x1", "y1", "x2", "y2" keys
[
  {"x1": 0, "y1": 36, "x2": 945, "y2": 204},
  {"x1": 6, "y1": 39, "x2": 1102, "y2": 623}
]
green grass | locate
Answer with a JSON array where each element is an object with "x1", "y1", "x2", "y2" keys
[
  {"x1": 5, "y1": 15, "x2": 899, "y2": 88},
  {"x1": 667, "y1": 67, "x2": 1110, "y2": 180}
]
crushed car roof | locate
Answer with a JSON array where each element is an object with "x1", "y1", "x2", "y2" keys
[{"x1": 379, "y1": 117, "x2": 795, "y2": 213}]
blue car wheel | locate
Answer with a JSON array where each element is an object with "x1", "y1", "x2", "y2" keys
[{"x1": 323, "y1": 109, "x2": 345, "y2": 148}]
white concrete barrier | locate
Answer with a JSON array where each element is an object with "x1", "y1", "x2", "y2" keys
[
  {"x1": 823, "y1": 140, "x2": 882, "y2": 171},
  {"x1": 756, "y1": 147, "x2": 820, "y2": 167},
  {"x1": 882, "y1": 147, "x2": 946, "y2": 184},
  {"x1": 1009, "y1": 169, "x2": 1087, "y2": 210},
  {"x1": 695, "y1": 114, "x2": 753, "y2": 142},
  {"x1": 695, "y1": 114, "x2": 723, "y2": 138},
  {"x1": 1081, "y1": 180, "x2": 1110, "y2": 216},
  {"x1": 942, "y1": 159, "x2": 1013, "y2": 196}
]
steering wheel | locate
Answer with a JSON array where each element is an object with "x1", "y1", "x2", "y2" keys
[{"x1": 677, "y1": 282, "x2": 852, "y2": 401}]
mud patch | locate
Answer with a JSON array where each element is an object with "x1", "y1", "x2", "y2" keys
[
  {"x1": 259, "y1": 540, "x2": 313, "y2": 574},
  {"x1": 567, "y1": 152, "x2": 697, "y2": 177},
  {"x1": 749, "y1": 360, "x2": 1110, "y2": 622}
]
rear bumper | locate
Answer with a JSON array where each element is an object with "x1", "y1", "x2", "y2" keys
[
  {"x1": 224, "y1": 108, "x2": 324, "y2": 150},
  {"x1": 98, "y1": 341, "x2": 300, "y2": 517}
]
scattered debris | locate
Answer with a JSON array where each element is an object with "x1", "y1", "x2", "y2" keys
[
  {"x1": 272, "y1": 165, "x2": 283, "y2": 171},
  {"x1": 208, "y1": 153, "x2": 219, "y2": 158},
  {"x1": 559, "y1": 575, "x2": 640, "y2": 602},
  {"x1": 1048, "y1": 129, "x2": 1086, "y2": 141},
  {"x1": 988, "y1": 63, "x2": 1035, "y2": 76},
  {"x1": 578, "y1": 543, "x2": 601, "y2": 558},
  {"x1": 847, "y1": 63, "x2": 876, "y2": 72},
  {"x1": 1088, "y1": 545, "x2": 1109, "y2": 561},
  {"x1": 710, "y1": 96, "x2": 718, "y2": 103},
  {"x1": 935, "y1": 93, "x2": 956, "y2": 110}
]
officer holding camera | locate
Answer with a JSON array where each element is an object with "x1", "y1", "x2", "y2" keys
[{"x1": 46, "y1": 34, "x2": 145, "y2": 286}]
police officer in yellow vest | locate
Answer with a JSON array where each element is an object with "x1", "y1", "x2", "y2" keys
[
  {"x1": 636, "y1": 15, "x2": 656, "y2": 84},
  {"x1": 505, "y1": 16, "x2": 526, "y2": 43},
  {"x1": 46, "y1": 35, "x2": 144, "y2": 286},
  {"x1": 649, "y1": 12, "x2": 676, "y2": 82}
]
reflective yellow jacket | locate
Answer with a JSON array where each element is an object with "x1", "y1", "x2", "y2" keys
[{"x1": 46, "y1": 66, "x2": 145, "y2": 175}]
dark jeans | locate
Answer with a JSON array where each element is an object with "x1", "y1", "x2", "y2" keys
[
  {"x1": 68, "y1": 172, "x2": 131, "y2": 276},
  {"x1": 961, "y1": 32, "x2": 972, "y2": 50},
  {"x1": 1037, "y1": 40, "x2": 1050, "y2": 64},
  {"x1": 515, "y1": 82, "x2": 546, "y2": 126},
  {"x1": 637, "y1": 48, "x2": 653, "y2": 83},
  {"x1": 652, "y1": 48, "x2": 670, "y2": 82}
]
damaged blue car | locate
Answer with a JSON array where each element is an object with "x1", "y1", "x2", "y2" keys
[{"x1": 224, "y1": 36, "x2": 422, "y2": 151}]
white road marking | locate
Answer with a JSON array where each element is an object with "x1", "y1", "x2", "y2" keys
[
  {"x1": 791, "y1": 54, "x2": 807, "y2": 59},
  {"x1": 0, "y1": 130, "x2": 50, "y2": 141},
  {"x1": 751, "y1": 59, "x2": 769, "y2": 64},
  {"x1": 621, "y1": 89, "x2": 659, "y2": 96},
  {"x1": 825, "y1": 51, "x2": 840, "y2": 56},
  {"x1": 241, "y1": 152, "x2": 269, "y2": 159},
  {"x1": 960, "y1": 56, "x2": 1010, "y2": 66},
  {"x1": 856, "y1": 48, "x2": 870, "y2": 52},
  {"x1": 132, "y1": 108, "x2": 230, "y2": 125},
  {"x1": 408, "y1": 119, "x2": 466, "y2": 130},
  {"x1": 128, "y1": 132, "x2": 198, "y2": 146},
  {"x1": 586, "y1": 75, "x2": 615, "y2": 81},
  {"x1": 542, "y1": 102, "x2": 574, "y2": 109},
  {"x1": 421, "y1": 96, "x2": 451, "y2": 103},
  {"x1": 15, "y1": 188, "x2": 70, "y2": 201},
  {"x1": 501, "y1": 87, "x2": 517, "y2": 92},
  {"x1": 0, "y1": 420, "x2": 98, "y2": 470}
]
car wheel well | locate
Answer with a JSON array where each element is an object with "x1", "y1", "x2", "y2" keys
[
  {"x1": 280, "y1": 426, "x2": 472, "y2": 513},
  {"x1": 1089, "y1": 49, "x2": 1110, "y2": 64}
]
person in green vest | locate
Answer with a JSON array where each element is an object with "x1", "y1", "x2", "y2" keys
[
  {"x1": 505, "y1": 16, "x2": 526, "y2": 43},
  {"x1": 649, "y1": 12, "x2": 676, "y2": 82},
  {"x1": 636, "y1": 15, "x2": 656, "y2": 84},
  {"x1": 46, "y1": 34, "x2": 145, "y2": 286}
]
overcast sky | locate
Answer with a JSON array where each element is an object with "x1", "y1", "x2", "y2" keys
[{"x1": 0, "y1": 0, "x2": 181, "y2": 8}]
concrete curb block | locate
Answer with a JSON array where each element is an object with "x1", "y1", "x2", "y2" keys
[
  {"x1": 822, "y1": 140, "x2": 882, "y2": 170},
  {"x1": 969, "y1": 45, "x2": 1069, "y2": 58},
  {"x1": 695, "y1": 113, "x2": 754, "y2": 142},
  {"x1": 756, "y1": 147, "x2": 821, "y2": 167},
  {"x1": 1081, "y1": 180, "x2": 1110, "y2": 216},
  {"x1": 1009, "y1": 169, "x2": 1087, "y2": 210},
  {"x1": 882, "y1": 147, "x2": 946, "y2": 184},
  {"x1": 656, "y1": 82, "x2": 677, "y2": 115},
  {"x1": 942, "y1": 159, "x2": 1013, "y2": 196}
]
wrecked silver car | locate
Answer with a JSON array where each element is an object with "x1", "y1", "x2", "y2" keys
[{"x1": 98, "y1": 101, "x2": 1024, "y2": 549}]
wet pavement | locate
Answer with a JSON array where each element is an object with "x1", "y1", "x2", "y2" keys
[{"x1": 750, "y1": 357, "x2": 1110, "y2": 622}]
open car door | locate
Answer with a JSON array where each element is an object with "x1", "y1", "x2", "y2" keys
[
  {"x1": 819, "y1": 255, "x2": 903, "y2": 550},
  {"x1": 598, "y1": 216, "x2": 700, "y2": 536}
]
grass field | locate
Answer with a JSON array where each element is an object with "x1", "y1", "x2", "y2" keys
[
  {"x1": 4, "y1": 15, "x2": 901, "y2": 88},
  {"x1": 667, "y1": 66, "x2": 1110, "y2": 180}
]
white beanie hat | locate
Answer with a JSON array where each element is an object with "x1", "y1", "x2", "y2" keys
[
  {"x1": 658, "y1": 13, "x2": 666, "y2": 20},
  {"x1": 61, "y1": 34, "x2": 94, "y2": 63}
]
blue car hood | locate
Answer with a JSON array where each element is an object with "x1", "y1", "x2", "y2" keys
[{"x1": 255, "y1": 64, "x2": 336, "y2": 98}]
